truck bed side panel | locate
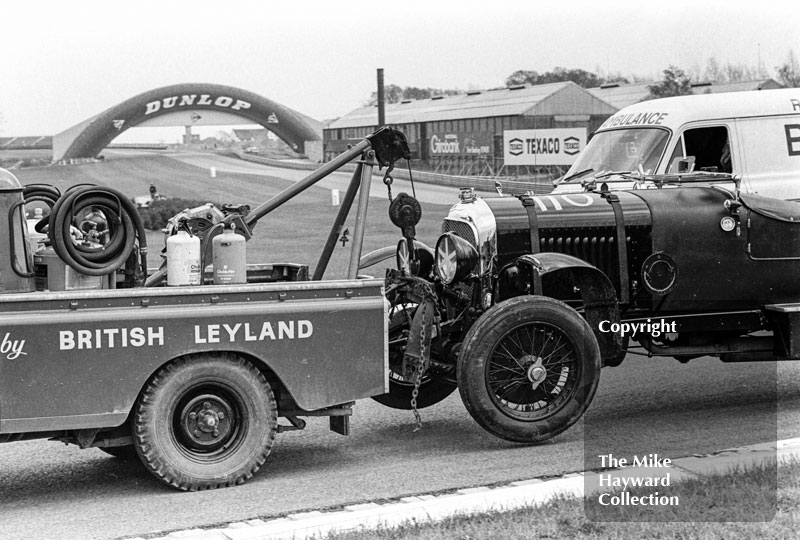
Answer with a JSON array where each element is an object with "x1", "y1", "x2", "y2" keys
[{"x1": 0, "y1": 280, "x2": 387, "y2": 433}]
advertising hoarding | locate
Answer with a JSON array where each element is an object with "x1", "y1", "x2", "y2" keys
[
  {"x1": 429, "y1": 132, "x2": 492, "y2": 157},
  {"x1": 503, "y1": 128, "x2": 586, "y2": 166}
]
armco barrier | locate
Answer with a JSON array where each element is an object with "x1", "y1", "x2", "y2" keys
[{"x1": 230, "y1": 150, "x2": 555, "y2": 195}]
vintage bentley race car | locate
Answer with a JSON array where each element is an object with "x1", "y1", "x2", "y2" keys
[{"x1": 379, "y1": 174, "x2": 800, "y2": 443}]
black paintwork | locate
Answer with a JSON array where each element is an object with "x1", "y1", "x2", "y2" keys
[
  {"x1": 636, "y1": 187, "x2": 800, "y2": 312},
  {"x1": 485, "y1": 187, "x2": 800, "y2": 314}
]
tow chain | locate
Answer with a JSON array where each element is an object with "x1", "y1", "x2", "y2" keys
[
  {"x1": 410, "y1": 299, "x2": 426, "y2": 432},
  {"x1": 397, "y1": 277, "x2": 437, "y2": 432}
]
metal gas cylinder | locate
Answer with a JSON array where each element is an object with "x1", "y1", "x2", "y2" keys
[
  {"x1": 212, "y1": 224, "x2": 246, "y2": 285},
  {"x1": 0, "y1": 168, "x2": 35, "y2": 294},
  {"x1": 26, "y1": 207, "x2": 48, "y2": 253},
  {"x1": 166, "y1": 230, "x2": 201, "y2": 286}
]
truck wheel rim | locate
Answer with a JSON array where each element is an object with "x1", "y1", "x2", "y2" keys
[
  {"x1": 486, "y1": 322, "x2": 580, "y2": 421},
  {"x1": 173, "y1": 385, "x2": 244, "y2": 458}
]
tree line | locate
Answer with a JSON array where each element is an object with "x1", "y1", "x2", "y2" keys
[{"x1": 367, "y1": 50, "x2": 800, "y2": 104}]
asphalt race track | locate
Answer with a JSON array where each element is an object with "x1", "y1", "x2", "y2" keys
[
  {"x1": 1, "y1": 154, "x2": 798, "y2": 539},
  {"x1": 1, "y1": 357, "x2": 798, "y2": 540}
]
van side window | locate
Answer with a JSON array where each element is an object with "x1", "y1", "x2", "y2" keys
[{"x1": 670, "y1": 126, "x2": 732, "y2": 173}]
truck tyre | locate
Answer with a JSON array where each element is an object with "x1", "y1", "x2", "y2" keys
[
  {"x1": 457, "y1": 295, "x2": 601, "y2": 443},
  {"x1": 132, "y1": 353, "x2": 277, "y2": 491}
]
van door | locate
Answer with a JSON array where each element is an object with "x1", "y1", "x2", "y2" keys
[{"x1": 737, "y1": 116, "x2": 800, "y2": 200}]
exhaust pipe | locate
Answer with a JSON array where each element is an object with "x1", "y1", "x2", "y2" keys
[{"x1": 639, "y1": 335, "x2": 774, "y2": 360}]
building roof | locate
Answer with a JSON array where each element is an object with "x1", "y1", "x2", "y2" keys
[
  {"x1": 589, "y1": 79, "x2": 784, "y2": 109},
  {"x1": 588, "y1": 83, "x2": 653, "y2": 110},
  {"x1": 689, "y1": 78, "x2": 783, "y2": 94},
  {"x1": 328, "y1": 81, "x2": 617, "y2": 129}
]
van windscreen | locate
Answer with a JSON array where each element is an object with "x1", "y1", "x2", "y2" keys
[{"x1": 562, "y1": 128, "x2": 670, "y2": 182}]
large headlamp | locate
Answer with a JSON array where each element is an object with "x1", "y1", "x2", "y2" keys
[
  {"x1": 435, "y1": 232, "x2": 478, "y2": 285},
  {"x1": 396, "y1": 239, "x2": 434, "y2": 277}
]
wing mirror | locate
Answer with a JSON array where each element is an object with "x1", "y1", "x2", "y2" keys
[
  {"x1": 724, "y1": 199, "x2": 741, "y2": 213},
  {"x1": 669, "y1": 156, "x2": 696, "y2": 174}
]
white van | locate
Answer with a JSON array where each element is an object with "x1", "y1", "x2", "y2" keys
[{"x1": 554, "y1": 88, "x2": 800, "y2": 199}]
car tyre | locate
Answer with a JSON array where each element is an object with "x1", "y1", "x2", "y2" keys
[
  {"x1": 373, "y1": 302, "x2": 456, "y2": 410},
  {"x1": 372, "y1": 373, "x2": 456, "y2": 410},
  {"x1": 458, "y1": 295, "x2": 601, "y2": 443}
]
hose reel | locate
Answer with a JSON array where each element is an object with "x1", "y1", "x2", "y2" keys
[
  {"x1": 41, "y1": 185, "x2": 148, "y2": 284},
  {"x1": 22, "y1": 184, "x2": 61, "y2": 234}
]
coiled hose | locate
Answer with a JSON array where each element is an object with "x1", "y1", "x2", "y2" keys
[
  {"x1": 22, "y1": 184, "x2": 61, "y2": 232},
  {"x1": 46, "y1": 185, "x2": 147, "y2": 283}
]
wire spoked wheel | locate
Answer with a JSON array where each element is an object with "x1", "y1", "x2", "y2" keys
[
  {"x1": 458, "y1": 295, "x2": 601, "y2": 443},
  {"x1": 373, "y1": 366, "x2": 456, "y2": 410},
  {"x1": 372, "y1": 303, "x2": 456, "y2": 410},
  {"x1": 486, "y1": 321, "x2": 581, "y2": 422}
]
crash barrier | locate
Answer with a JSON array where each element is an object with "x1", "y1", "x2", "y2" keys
[
  {"x1": 54, "y1": 157, "x2": 104, "y2": 166},
  {"x1": 107, "y1": 143, "x2": 169, "y2": 150},
  {"x1": 231, "y1": 150, "x2": 555, "y2": 195},
  {"x1": 0, "y1": 136, "x2": 52, "y2": 149}
]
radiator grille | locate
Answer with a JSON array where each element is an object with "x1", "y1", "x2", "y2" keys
[
  {"x1": 539, "y1": 230, "x2": 621, "y2": 282},
  {"x1": 442, "y1": 219, "x2": 476, "y2": 246},
  {"x1": 442, "y1": 219, "x2": 477, "y2": 318}
]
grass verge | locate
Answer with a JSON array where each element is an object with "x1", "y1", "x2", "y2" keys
[{"x1": 318, "y1": 458, "x2": 798, "y2": 540}]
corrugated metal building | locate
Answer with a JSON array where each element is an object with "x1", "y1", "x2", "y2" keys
[
  {"x1": 324, "y1": 81, "x2": 616, "y2": 175},
  {"x1": 588, "y1": 78, "x2": 783, "y2": 110}
]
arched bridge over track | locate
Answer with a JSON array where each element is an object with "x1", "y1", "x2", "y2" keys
[{"x1": 53, "y1": 83, "x2": 322, "y2": 161}]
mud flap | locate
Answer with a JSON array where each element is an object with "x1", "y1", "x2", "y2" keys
[{"x1": 330, "y1": 416, "x2": 350, "y2": 436}]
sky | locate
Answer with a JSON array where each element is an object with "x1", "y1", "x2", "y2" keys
[{"x1": 1, "y1": 0, "x2": 798, "y2": 140}]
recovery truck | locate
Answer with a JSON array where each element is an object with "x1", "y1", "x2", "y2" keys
[
  {"x1": 0, "y1": 128, "x2": 413, "y2": 491},
  {"x1": 8, "y1": 118, "x2": 795, "y2": 492}
]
